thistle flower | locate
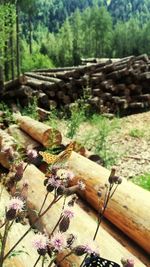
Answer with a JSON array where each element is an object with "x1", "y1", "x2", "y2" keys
[
  {"x1": 121, "y1": 257, "x2": 135, "y2": 267},
  {"x1": 7, "y1": 197, "x2": 24, "y2": 212},
  {"x1": 50, "y1": 232, "x2": 67, "y2": 252},
  {"x1": 56, "y1": 169, "x2": 74, "y2": 181},
  {"x1": 63, "y1": 208, "x2": 74, "y2": 219},
  {"x1": 81, "y1": 239, "x2": 99, "y2": 255},
  {"x1": 26, "y1": 148, "x2": 38, "y2": 163},
  {"x1": 6, "y1": 197, "x2": 24, "y2": 220},
  {"x1": 33, "y1": 233, "x2": 49, "y2": 256}
]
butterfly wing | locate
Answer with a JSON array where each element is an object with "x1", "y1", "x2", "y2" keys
[
  {"x1": 54, "y1": 142, "x2": 74, "y2": 165},
  {"x1": 83, "y1": 255, "x2": 120, "y2": 267},
  {"x1": 39, "y1": 142, "x2": 74, "y2": 167},
  {"x1": 39, "y1": 151, "x2": 58, "y2": 165}
]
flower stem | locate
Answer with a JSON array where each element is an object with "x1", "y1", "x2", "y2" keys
[
  {"x1": 0, "y1": 221, "x2": 10, "y2": 267},
  {"x1": 33, "y1": 255, "x2": 41, "y2": 267},
  {"x1": 38, "y1": 192, "x2": 49, "y2": 216}
]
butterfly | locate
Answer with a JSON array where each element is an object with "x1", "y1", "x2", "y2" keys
[
  {"x1": 39, "y1": 142, "x2": 74, "y2": 167},
  {"x1": 83, "y1": 254, "x2": 120, "y2": 267}
]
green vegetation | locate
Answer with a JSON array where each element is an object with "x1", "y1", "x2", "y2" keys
[
  {"x1": 81, "y1": 114, "x2": 120, "y2": 167},
  {"x1": 132, "y1": 173, "x2": 150, "y2": 191},
  {"x1": 21, "y1": 97, "x2": 39, "y2": 120},
  {"x1": 0, "y1": 0, "x2": 150, "y2": 84},
  {"x1": 129, "y1": 128, "x2": 144, "y2": 138}
]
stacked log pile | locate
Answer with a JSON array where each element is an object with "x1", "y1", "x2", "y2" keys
[{"x1": 1, "y1": 54, "x2": 150, "y2": 115}]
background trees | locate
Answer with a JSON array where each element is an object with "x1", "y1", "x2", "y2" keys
[{"x1": 0, "y1": 0, "x2": 150, "y2": 84}]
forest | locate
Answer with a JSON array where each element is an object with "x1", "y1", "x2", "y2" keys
[{"x1": 0, "y1": 0, "x2": 150, "y2": 85}]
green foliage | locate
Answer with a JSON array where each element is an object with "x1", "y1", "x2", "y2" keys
[
  {"x1": 129, "y1": 128, "x2": 144, "y2": 138},
  {"x1": 21, "y1": 40, "x2": 54, "y2": 72},
  {"x1": 82, "y1": 114, "x2": 120, "y2": 167},
  {"x1": 132, "y1": 173, "x2": 150, "y2": 191},
  {"x1": 66, "y1": 103, "x2": 86, "y2": 139},
  {"x1": 0, "y1": 102, "x2": 15, "y2": 125},
  {"x1": 21, "y1": 97, "x2": 39, "y2": 120}
]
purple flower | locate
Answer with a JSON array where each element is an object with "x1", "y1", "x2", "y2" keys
[
  {"x1": 47, "y1": 176, "x2": 62, "y2": 188},
  {"x1": 50, "y1": 232, "x2": 67, "y2": 252},
  {"x1": 56, "y1": 169, "x2": 74, "y2": 181},
  {"x1": 33, "y1": 233, "x2": 49, "y2": 250},
  {"x1": 26, "y1": 148, "x2": 38, "y2": 163},
  {"x1": 63, "y1": 208, "x2": 74, "y2": 219},
  {"x1": 82, "y1": 239, "x2": 99, "y2": 255},
  {"x1": 7, "y1": 197, "x2": 24, "y2": 212},
  {"x1": 121, "y1": 258, "x2": 135, "y2": 267}
]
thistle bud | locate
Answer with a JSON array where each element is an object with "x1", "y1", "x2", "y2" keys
[
  {"x1": 46, "y1": 184, "x2": 54, "y2": 192},
  {"x1": 57, "y1": 185, "x2": 65, "y2": 195},
  {"x1": 6, "y1": 208, "x2": 16, "y2": 220},
  {"x1": 37, "y1": 248, "x2": 47, "y2": 256},
  {"x1": 74, "y1": 245, "x2": 86, "y2": 256},
  {"x1": 59, "y1": 217, "x2": 70, "y2": 232},
  {"x1": 14, "y1": 162, "x2": 24, "y2": 181}
]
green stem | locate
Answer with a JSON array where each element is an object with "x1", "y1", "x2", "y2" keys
[
  {"x1": 33, "y1": 255, "x2": 41, "y2": 267},
  {"x1": 0, "y1": 221, "x2": 10, "y2": 267},
  {"x1": 38, "y1": 192, "x2": 49, "y2": 216}
]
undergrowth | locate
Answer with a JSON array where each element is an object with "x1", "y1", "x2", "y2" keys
[{"x1": 132, "y1": 173, "x2": 150, "y2": 191}]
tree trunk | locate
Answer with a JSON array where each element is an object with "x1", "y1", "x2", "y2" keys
[
  {"x1": 28, "y1": 15, "x2": 32, "y2": 54},
  {"x1": 16, "y1": 1, "x2": 20, "y2": 77}
]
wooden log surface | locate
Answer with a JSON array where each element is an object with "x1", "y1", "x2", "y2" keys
[
  {"x1": 7, "y1": 124, "x2": 40, "y2": 149},
  {"x1": 0, "y1": 185, "x2": 50, "y2": 267},
  {"x1": 68, "y1": 152, "x2": 150, "y2": 254},
  {"x1": 18, "y1": 164, "x2": 148, "y2": 267},
  {"x1": 4, "y1": 75, "x2": 27, "y2": 91},
  {"x1": 0, "y1": 129, "x2": 18, "y2": 168},
  {"x1": 14, "y1": 115, "x2": 62, "y2": 148}
]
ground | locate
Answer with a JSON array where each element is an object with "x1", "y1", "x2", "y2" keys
[{"x1": 61, "y1": 110, "x2": 150, "y2": 184}]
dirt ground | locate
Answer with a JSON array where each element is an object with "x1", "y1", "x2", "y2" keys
[
  {"x1": 109, "y1": 111, "x2": 150, "y2": 179},
  {"x1": 73, "y1": 111, "x2": 150, "y2": 180}
]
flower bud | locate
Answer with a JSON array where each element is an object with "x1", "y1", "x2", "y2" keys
[
  {"x1": 74, "y1": 246, "x2": 86, "y2": 256},
  {"x1": 6, "y1": 208, "x2": 16, "y2": 220},
  {"x1": 59, "y1": 217, "x2": 70, "y2": 232},
  {"x1": 46, "y1": 184, "x2": 54, "y2": 192},
  {"x1": 37, "y1": 248, "x2": 47, "y2": 256},
  {"x1": 26, "y1": 148, "x2": 38, "y2": 163},
  {"x1": 57, "y1": 186, "x2": 65, "y2": 195}
]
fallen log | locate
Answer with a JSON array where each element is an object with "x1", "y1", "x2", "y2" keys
[
  {"x1": 25, "y1": 72, "x2": 64, "y2": 85},
  {"x1": 14, "y1": 115, "x2": 62, "y2": 148},
  {"x1": 18, "y1": 164, "x2": 147, "y2": 267},
  {"x1": 4, "y1": 75, "x2": 27, "y2": 91},
  {"x1": 0, "y1": 129, "x2": 18, "y2": 168},
  {"x1": 2, "y1": 85, "x2": 33, "y2": 99},
  {"x1": 68, "y1": 152, "x2": 150, "y2": 254},
  {"x1": 7, "y1": 124, "x2": 40, "y2": 149}
]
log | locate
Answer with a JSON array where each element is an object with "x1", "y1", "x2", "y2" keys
[
  {"x1": 7, "y1": 124, "x2": 40, "y2": 149},
  {"x1": 2, "y1": 85, "x2": 33, "y2": 99},
  {"x1": 18, "y1": 164, "x2": 147, "y2": 267},
  {"x1": 37, "y1": 92, "x2": 50, "y2": 109},
  {"x1": 4, "y1": 75, "x2": 27, "y2": 91},
  {"x1": 0, "y1": 129, "x2": 18, "y2": 168},
  {"x1": 25, "y1": 72, "x2": 64, "y2": 85},
  {"x1": 67, "y1": 152, "x2": 150, "y2": 254},
  {"x1": 37, "y1": 107, "x2": 51, "y2": 121},
  {"x1": 0, "y1": 185, "x2": 50, "y2": 267},
  {"x1": 15, "y1": 115, "x2": 62, "y2": 147}
]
